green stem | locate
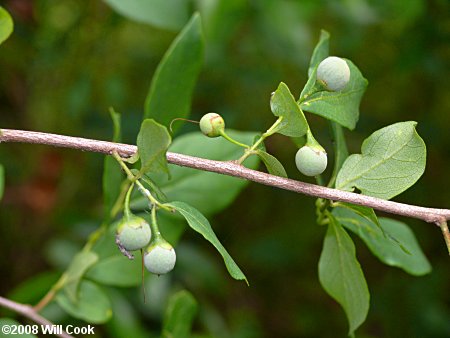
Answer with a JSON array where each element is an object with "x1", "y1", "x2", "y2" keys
[
  {"x1": 123, "y1": 183, "x2": 135, "y2": 219},
  {"x1": 327, "y1": 122, "x2": 348, "y2": 188},
  {"x1": 113, "y1": 151, "x2": 137, "y2": 182},
  {"x1": 305, "y1": 128, "x2": 324, "y2": 151},
  {"x1": 315, "y1": 198, "x2": 331, "y2": 226},
  {"x1": 169, "y1": 118, "x2": 199, "y2": 134},
  {"x1": 237, "y1": 116, "x2": 284, "y2": 164},
  {"x1": 84, "y1": 180, "x2": 131, "y2": 252},
  {"x1": 34, "y1": 275, "x2": 67, "y2": 312},
  {"x1": 150, "y1": 206, "x2": 162, "y2": 241},
  {"x1": 35, "y1": 154, "x2": 159, "y2": 312},
  {"x1": 110, "y1": 180, "x2": 131, "y2": 219},
  {"x1": 112, "y1": 151, "x2": 172, "y2": 211},
  {"x1": 298, "y1": 82, "x2": 324, "y2": 103},
  {"x1": 219, "y1": 130, "x2": 249, "y2": 148}
]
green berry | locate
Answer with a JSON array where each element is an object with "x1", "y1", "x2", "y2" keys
[
  {"x1": 317, "y1": 56, "x2": 350, "y2": 91},
  {"x1": 144, "y1": 240, "x2": 176, "y2": 275},
  {"x1": 199, "y1": 113, "x2": 225, "y2": 137},
  {"x1": 116, "y1": 215, "x2": 152, "y2": 251},
  {"x1": 295, "y1": 145, "x2": 328, "y2": 176}
]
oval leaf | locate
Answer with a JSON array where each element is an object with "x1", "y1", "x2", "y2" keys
[
  {"x1": 334, "y1": 207, "x2": 431, "y2": 275},
  {"x1": 166, "y1": 201, "x2": 247, "y2": 283},
  {"x1": 0, "y1": 6, "x2": 13, "y2": 45},
  {"x1": 137, "y1": 119, "x2": 171, "y2": 176},
  {"x1": 308, "y1": 30, "x2": 330, "y2": 77},
  {"x1": 56, "y1": 280, "x2": 112, "y2": 324},
  {"x1": 300, "y1": 60, "x2": 368, "y2": 130},
  {"x1": 162, "y1": 290, "x2": 198, "y2": 338},
  {"x1": 318, "y1": 214, "x2": 369, "y2": 336},
  {"x1": 336, "y1": 121, "x2": 426, "y2": 199},
  {"x1": 85, "y1": 255, "x2": 142, "y2": 287},
  {"x1": 8, "y1": 271, "x2": 60, "y2": 305},
  {"x1": 255, "y1": 150, "x2": 287, "y2": 178},
  {"x1": 103, "y1": 0, "x2": 189, "y2": 31},
  {"x1": 106, "y1": 290, "x2": 150, "y2": 338},
  {"x1": 333, "y1": 202, "x2": 381, "y2": 230},
  {"x1": 63, "y1": 251, "x2": 99, "y2": 303},
  {"x1": 144, "y1": 13, "x2": 204, "y2": 132},
  {"x1": 299, "y1": 30, "x2": 330, "y2": 101},
  {"x1": 270, "y1": 82, "x2": 309, "y2": 137}
]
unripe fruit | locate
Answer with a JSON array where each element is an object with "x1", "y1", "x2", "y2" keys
[
  {"x1": 199, "y1": 113, "x2": 225, "y2": 138},
  {"x1": 317, "y1": 56, "x2": 350, "y2": 91},
  {"x1": 295, "y1": 145, "x2": 328, "y2": 176},
  {"x1": 116, "y1": 215, "x2": 152, "y2": 251},
  {"x1": 144, "y1": 241, "x2": 176, "y2": 275}
]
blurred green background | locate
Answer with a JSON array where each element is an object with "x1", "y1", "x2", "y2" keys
[{"x1": 0, "y1": 0, "x2": 449, "y2": 337}]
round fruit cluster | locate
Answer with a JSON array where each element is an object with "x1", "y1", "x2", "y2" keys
[{"x1": 117, "y1": 214, "x2": 176, "y2": 275}]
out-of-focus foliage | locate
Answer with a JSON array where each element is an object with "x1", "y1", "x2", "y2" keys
[
  {"x1": 0, "y1": 6, "x2": 13, "y2": 45},
  {"x1": 0, "y1": 0, "x2": 449, "y2": 337}
]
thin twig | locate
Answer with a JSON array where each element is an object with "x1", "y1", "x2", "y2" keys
[
  {"x1": 440, "y1": 221, "x2": 450, "y2": 255},
  {"x1": 0, "y1": 296, "x2": 75, "y2": 338},
  {"x1": 0, "y1": 128, "x2": 449, "y2": 224}
]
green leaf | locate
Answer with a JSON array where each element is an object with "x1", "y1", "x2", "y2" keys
[
  {"x1": 255, "y1": 150, "x2": 288, "y2": 178},
  {"x1": 144, "y1": 13, "x2": 204, "y2": 132},
  {"x1": 137, "y1": 119, "x2": 171, "y2": 176},
  {"x1": 167, "y1": 201, "x2": 247, "y2": 283},
  {"x1": 134, "y1": 130, "x2": 259, "y2": 216},
  {"x1": 300, "y1": 60, "x2": 368, "y2": 130},
  {"x1": 8, "y1": 271, "x2": 60, "y2": 305},
  {"x1": 103, "y1": 159, "x2": 123, "y2": 217},
  {"x1": 318, "y1": 214, "x2": 369, "y2": 336},
  {"x1": 336, "y1": 121, "x2": 426, "y2": 199},
  {"x1": 106, "y1": 290, "x2": 150, "y2": 338},
  {"x1": 92, "y1": 224, "x2": 123, "y2": 259},
  {"x1": 0, "y1": 6, "x2": 13, "y2": 45},
  {"x1": 0, "y1": 318, "x2": 38, "y2": 338},
  {"x1": 103, "y1": 0, "x2": 189, "y2": 31},
  {"x1": 252, "y1": 134, "x2": 266, "y2": 151},
  {"x1": 333, "y1": 207, "x2": 431, "y2": 275},
  {"x1": 109, "y1": 107, "x2": 121, "y2": 142},
  {"x1": 299, "y1": 30, "x2": 330, "y2": 101},
  {"x1": 63, "y1": 251, "x2": 99, "y2": 303},
  {"x1": 56, "y1": 280, "x2": 112, "y2": 324},
  {"x1": 85, "y1": 255, "x2": 141, "y2": 287},
  {"x1": 103, "y1": 109, "x2": 123, "y2": 217},
  {"x1": 0, "y1": 164, "x2": 4, "y2": 201},
  {"x1": 140, "y1": 173, "x2": 168, "y2": 203},
  {"x1": 328, "y1": 122, "x2": 349, "y2": 188},
  {"x1": 269, "y1": 82, "x2": 309, "y2": 137},
  {"x1": 162, "y1": 290, "x2": 198, "y2": 338},
  {"x1": 333, "y1": 202, "x2": 381, "y2": 230},
  {"x1": 308, "y1": 30, "x2": 330, "y2": 77},
  {"x1": 154, "y1": 212, "x2": 186, "y2": 245}
]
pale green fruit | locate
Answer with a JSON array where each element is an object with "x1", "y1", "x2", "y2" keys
[
  {"x1": 144, "y1": 241, "x2": 176, "y2": 275},
  {"x1": 199, "y1": 113, "x2": 225, "y2": 137},
  {"x1": 295, "y1": 146, "x2": 328, "y2": 176},
  {"x1": 317, "y1": 56, "x2": 350, "y2": 91},
  {"x1": 117, "y1": 215, "x2": 151, "y2": 251}
]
